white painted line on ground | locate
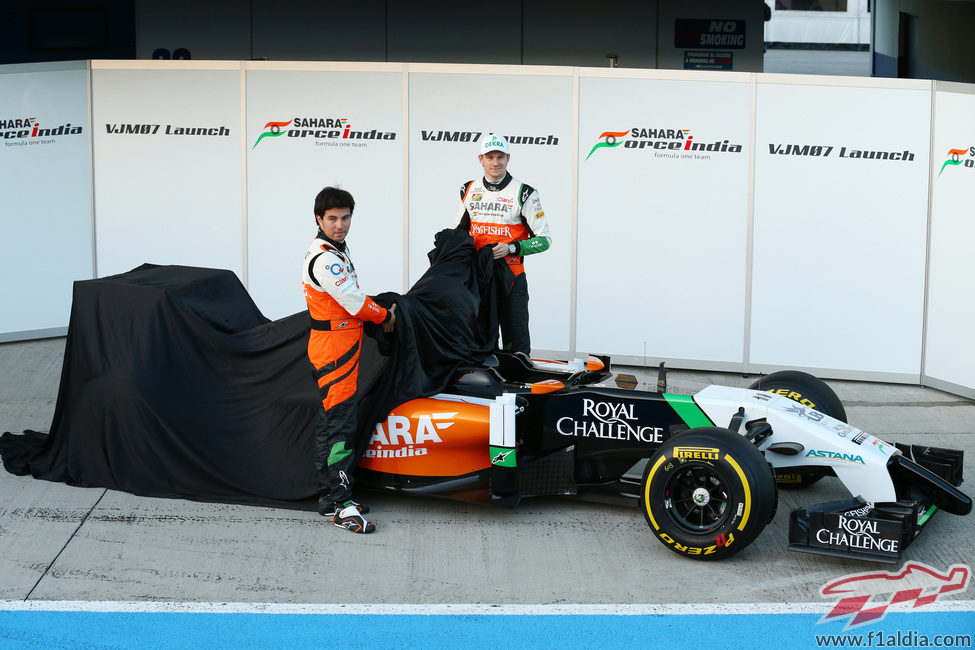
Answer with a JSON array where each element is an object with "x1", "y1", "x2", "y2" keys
[{"x1": 1, "y1": 600, "x2": 973, "y2": 615}]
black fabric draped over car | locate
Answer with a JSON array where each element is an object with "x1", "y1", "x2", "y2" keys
[{"x1": 0, "y1": 228, "x2": 505, "y2": 509}]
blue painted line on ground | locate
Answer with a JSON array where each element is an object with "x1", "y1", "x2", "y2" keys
[{"x1": 0, "y1": 611, "x2": 972, "y2": 650}]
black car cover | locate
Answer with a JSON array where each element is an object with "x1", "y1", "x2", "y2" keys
[{"x1": 0, "y1": 229, "x2": 500, "y2": 508}]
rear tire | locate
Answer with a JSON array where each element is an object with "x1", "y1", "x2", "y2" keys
[
  {"x1": 641, "y1": 427, "x2": 776, "y2": 561},
  {"x1": 748, "y1": 370, "x2": 846, "y2": 489}
]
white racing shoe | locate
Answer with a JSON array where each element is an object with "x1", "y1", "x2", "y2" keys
[
  {"x1": 333, "y1": 504, "x2": 375, "y2": 534},
  {"x1": 318, "y1": 498, "x2": 369, "y2": 517}
]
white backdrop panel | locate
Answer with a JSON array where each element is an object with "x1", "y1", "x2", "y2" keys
[
  {"x1": 577, "y1": 75, "x2": 753, "y2": 364},
  {"x1": 91, "y1": 67, "x2": 243, "y2": 279},
  {"x1": 408, "y1": 71, "x2": 573, "y2": 353},
  {"x1": 246, "y1": 69, "x2": 405, "y2": 320},
  {"x1": 0, "y1": 63, "x2": 91, "y2": 338},
  {"x1": 924, "y1": 89, "x2": 975, "y2": 392},
  {"x1": 750, "y1": 82, "x2": 930, "y2": 376}
]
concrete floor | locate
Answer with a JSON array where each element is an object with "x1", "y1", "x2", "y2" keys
[{"x1": 1, "y1": 337, "x2": 973, "y2": 605}]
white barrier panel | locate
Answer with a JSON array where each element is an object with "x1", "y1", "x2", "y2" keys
[
  {"x1": 6, "y1": 59, "x2": 975, "y2": 397},
  {"x1": 924, "y1": 86, "x2": 975, "y2": 397},
  {"x1": 576, "y1": 73, "x2": 753, "y2": 366},
  {"x1": 91, "y1": 62, "x2": 244, "y2": 280},
  {"x1": 245, "y1": 66, "x2": 405, "y2": 320},
  {"x1": 407, "y1": 69, "x2": 574, "y2": 353},
  {"x1": 0, "y1": 62, "x2": 91, "y2": 340},
  {"x1": 750, "y1": 78, "x2": 931, "y2": 380}
]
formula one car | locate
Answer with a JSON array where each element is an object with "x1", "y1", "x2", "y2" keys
[{"x1": 357, "y1": 352, "x2": 971, "y2": 563}]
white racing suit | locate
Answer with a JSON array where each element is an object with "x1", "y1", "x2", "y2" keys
[{"x1": 453, "y1": 172, "x2": 551, "y2": 355}]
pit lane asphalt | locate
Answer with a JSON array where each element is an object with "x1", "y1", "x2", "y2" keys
[{"x1": 1, "y1": 338, "x2": 973, "y2": 605}]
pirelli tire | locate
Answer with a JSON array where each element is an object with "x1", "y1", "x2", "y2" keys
[
  {"x1": 748, "y1": 370, "x2": 846, "y2": 422},
  {"x1": 641, "y1": 427, "x2": 777, "y2": 561},
  {"x1": 748, "y1": 370, "x2": 846, "y2": 489}
]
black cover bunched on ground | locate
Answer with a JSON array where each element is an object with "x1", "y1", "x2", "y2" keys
[{"x1": 0, "y1": 229, "x2": 503, "y2": 508}]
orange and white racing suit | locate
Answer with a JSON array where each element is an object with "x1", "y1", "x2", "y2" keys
[
  {"x1": 302, "y1": 230, "x2": 388, "y2": 504},
  {"x1": 454, "y1": 172, "x2": 551, "y2": 354}
]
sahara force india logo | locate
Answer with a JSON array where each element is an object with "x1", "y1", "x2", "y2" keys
[
  {"x1": 939, "y1": 145, "x2": 975, "y2": 176},
  {"x1": 252, "y1": 119, "x2": 295, "y2": 149},
  {"x1": 363, "y1": 412, "x2": 454, "y2": 459},
  {"x1": 586, "y1": 127, "x2": 743, "y2": 160},
  {"x1": 252, "y1": 117, "x2": 396, "y2": 149},
  {"x1": 2, "y1": 116, "x2": 83, "y2": 147}
]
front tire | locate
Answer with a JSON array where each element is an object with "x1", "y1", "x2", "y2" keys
[
  {"x1": 641, "y1": 427, "x2": 776, "y2": 561},
  {"x1": 748, "y1": 370, "x2": 846, "y2": 422},
  {"x1": 748, "y1": 370, "x2": 846, "y2": 488}
]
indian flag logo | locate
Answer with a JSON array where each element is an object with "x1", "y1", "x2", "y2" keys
[
  {"x1": 586, "y1": 130, "x2": 629, "y2": 160},
  {"x1": 939, "y1": 147, "x2": 969, "y2": 176},
  {"x1": 252, "y1": 120, "x2": 293, "y2": 149}
]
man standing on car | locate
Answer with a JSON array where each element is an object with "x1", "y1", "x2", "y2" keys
[
  {"x1": 453, "y1": 133, "x2": 551, "y2": 357},
  {"x1": 302, "y1": 186, "x2": 395, "y2": 534}
]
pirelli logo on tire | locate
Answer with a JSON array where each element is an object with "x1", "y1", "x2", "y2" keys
[
  {"x1": 658, "y1": 531, "x2": 735, "y2": 556},
  {"x1": 767, "y1": 388, "x2": 816, "y2": 409},
  {"x1": 674, "y1": 446, "x2": 720, "y2": 461}
]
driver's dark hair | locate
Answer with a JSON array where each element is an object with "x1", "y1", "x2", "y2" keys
[{"x1": 314, "y1": 186, "x2": 355, "y2": 221}]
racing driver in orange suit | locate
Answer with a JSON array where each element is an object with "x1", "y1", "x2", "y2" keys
[
  {"x1": 302, "y1": 186, "x2": 395, "y2": 534},
  {"x1": 454, "y1": 133, "x2": 551, "y2": 356}
]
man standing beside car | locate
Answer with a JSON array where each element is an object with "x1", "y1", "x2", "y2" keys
[
  {"x1": 302, "y1": 186, "x2": 395, "y2": 534},
  {"x1": 453, "y1": 133, "x2": 552, "y2": 357}
]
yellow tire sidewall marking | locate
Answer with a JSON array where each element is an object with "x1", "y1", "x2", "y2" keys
[
  {"x1": 724, "y1": 453, "x2": 751, "y2": 531},
  {"x1": 643, "y1": 454, "x2": 669, "y2": 530}
]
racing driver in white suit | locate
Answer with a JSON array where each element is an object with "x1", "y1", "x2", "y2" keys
[{"x1": 453, "y1": 133, "x2": 551, "y2": 356}]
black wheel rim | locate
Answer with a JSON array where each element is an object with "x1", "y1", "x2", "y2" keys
[{"x1": 664, "y1": 463, "x2": 730, "y2": 534}]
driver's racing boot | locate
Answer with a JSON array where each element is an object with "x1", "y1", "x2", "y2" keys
[
  {"x1": 318, "y1": 498, "x2": 369, "y2": 517},
  {"x1": 333, "y1": 503, "x2": 375, "y2": 534}
]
